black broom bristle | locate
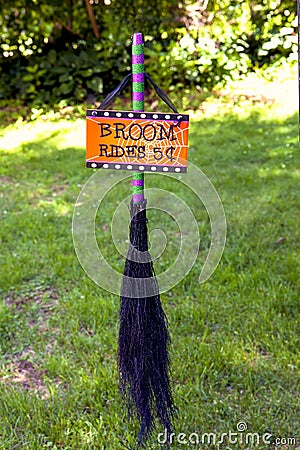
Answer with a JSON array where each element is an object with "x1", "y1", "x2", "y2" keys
[{"x1": 119, "y1": 200, "x2": 175, "y2": 446}]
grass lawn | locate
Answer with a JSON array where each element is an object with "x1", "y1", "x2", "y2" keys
[{"x1": 0, "y1": 72, "x2": 299, "y2": 449}]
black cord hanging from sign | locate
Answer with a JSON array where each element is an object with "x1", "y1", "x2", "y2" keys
[{"x1": 97, "y1": 72, "x2": 179, "y2": 114}]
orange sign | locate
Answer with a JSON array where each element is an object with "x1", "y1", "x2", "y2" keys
[{"x1": 86, "y1": 110, "x2": 189, "y2": 172}]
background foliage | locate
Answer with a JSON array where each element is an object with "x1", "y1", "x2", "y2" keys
[{"x1": 0, "y1": 0, "x2": 297, "y2": 107}]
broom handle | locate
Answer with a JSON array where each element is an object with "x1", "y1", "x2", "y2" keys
[{"x1": 131, "y1": 32, "x2": 145, "y2": 203}]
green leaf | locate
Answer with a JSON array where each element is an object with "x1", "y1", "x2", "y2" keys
[
  {"x1": 59, "y1": 73, "x2": 71, "y2": 83},
  {"x1": 47, "y1": 49, "x2": 57, "y2": 64},
  {"x1": 86, "y1": 77, "x2": 103, "y2": 93},
  {"x1": 26, "y1": 64, "x2": 39, "y2": 74},
  {"x1": 60, "y1": 82, "x2": 74, "y2": 95},
  {"x1": 22, "y1": 74, "x2": 35, "y2": 82},
  {"x1": 80, "y1": 68, "x2": 93, "y2": 77}
]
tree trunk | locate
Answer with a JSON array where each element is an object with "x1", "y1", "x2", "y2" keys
[
  {"x1": 85, "y1": 0, "x2": 100, "y2": 40},
  {"x1": 67, "y1": 0, "x2": 73, "y2": 31}
]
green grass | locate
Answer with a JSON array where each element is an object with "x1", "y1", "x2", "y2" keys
[{"x1": 0, "y1": 98, "x2": 299, "y2": 450}]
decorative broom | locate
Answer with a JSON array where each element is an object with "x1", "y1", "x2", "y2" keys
[{"x1": 118, "y1": 33, "x2": 175, "y2": 446}]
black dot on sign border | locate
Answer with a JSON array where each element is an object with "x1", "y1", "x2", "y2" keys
[
  {"x1": 86, "y1": 161, "x2": 186, "y2": 173},
  {"x1": 86, "y1": 110, "x2": 189, "y2": 122}
]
